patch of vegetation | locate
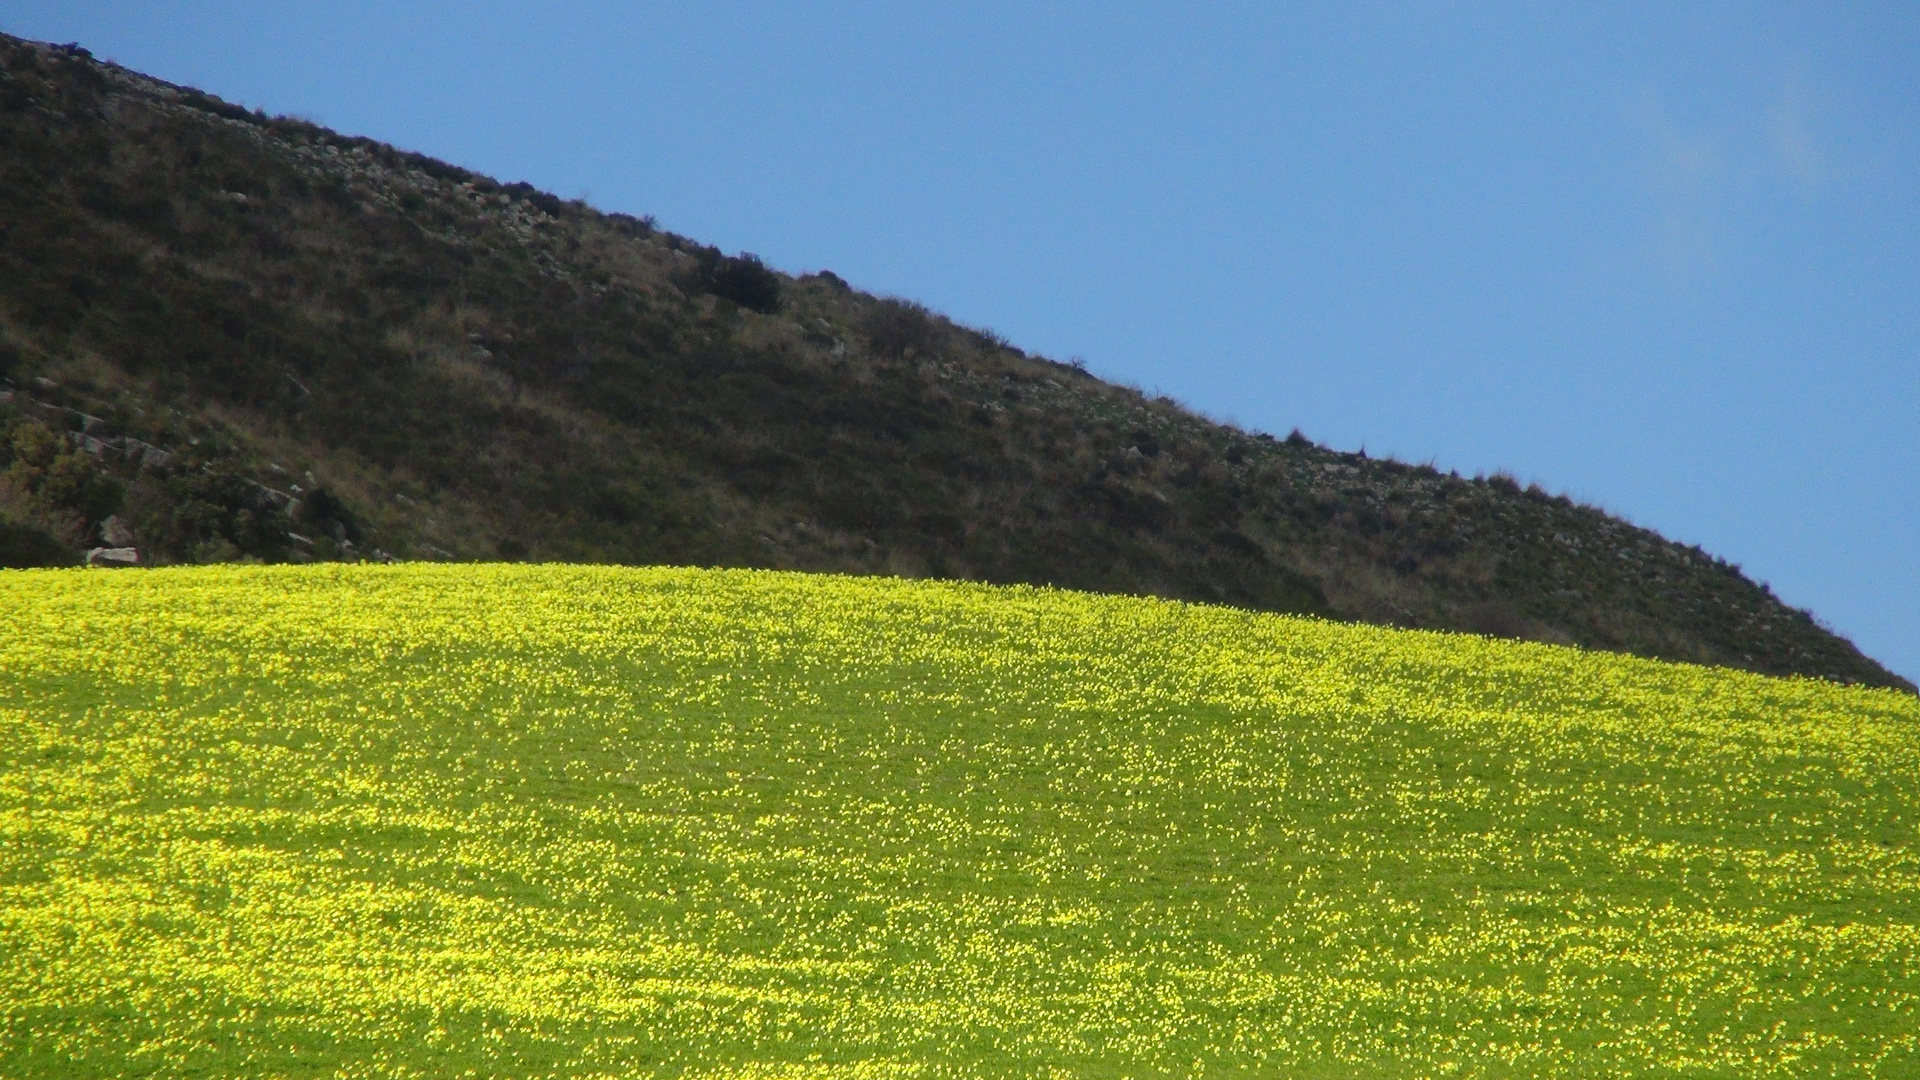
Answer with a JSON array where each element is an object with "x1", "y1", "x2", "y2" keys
[
  {"x1": 0, "y1": 517, "x2": 71, "y2": 566},
  {"x1": 0, "y1": 32, "x2": 1905, "y2": 690},
  {"x1": 2, "y1": 565, "x2": 1916, "y2": 1076},
  {"x1": 707, "y1": 251, "x2": 783, "y2": 314}
]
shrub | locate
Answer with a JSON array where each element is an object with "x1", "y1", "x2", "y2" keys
[
  {"x1": 0, "y1": 515, "x2": 72, "y2": 566},
  {"x1": 964, "y1": 325, "x2": 1020, "y2": 356},
  {"x1": 606, "y1": 212, "x2": 655, "y2": 237},
  {"x1": 501, "y1": 181, "x2": 565, "y2": 217},
  {"x1": 861, "y1": 298, "x2": 941, "y2": 360},
  {"x1": 708, "y1": 254, "x2": 782, "y2": 314},
  {"x1": 293, "y1": 487, "x2": 361, "y2": 544}
]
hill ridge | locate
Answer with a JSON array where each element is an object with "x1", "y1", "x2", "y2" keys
[{"x1": 0, "y1": 33, "x2": 1908, "y2": 692}]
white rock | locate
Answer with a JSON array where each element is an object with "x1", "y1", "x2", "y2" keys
[{"x1": 99, "y1": 515, "x2": 135, "y2": 546}]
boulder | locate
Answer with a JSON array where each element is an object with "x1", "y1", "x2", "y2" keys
[
  {"x1": 99, "y1": 515, "x2": 135, "y2": 546},
  {"x1": 85, "y1": 546, "x2": 138, "y2": 566}
]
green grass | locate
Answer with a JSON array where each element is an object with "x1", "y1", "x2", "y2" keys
[{"x1": 2, "y1": 564, "x2": 1917, "y2": 1078}]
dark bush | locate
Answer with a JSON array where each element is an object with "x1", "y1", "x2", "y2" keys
[
  {"x1": 402, "y1": 152, "x2": 475, "y2": 186},
  {"x1": 182, "y1": 87, "x2": 259, "y2": 125},
  {"x1": 501, "y1": 181, "x2": 565, "y2": 217},
  {"x1": 294, "y1": 486, "x2": 360, "y2": 544},
  {"x1": 913, "y1": 511, "x2": 966, "y2": 542},
  {"x1": 41, "y1": 452, "x2": 123, "y2": 522},
  {"x1": 607, "y1": 212, "x2": 655, "y2": 236},
  {"x1": 862, "y1": 298, "x2": 940, "y2": 360},
  {"x1": 709, "y1": 254, "x2": 782, "y2": 314},
  {"x1": 0, "y1": 517, "x2": 73, "y2": 566},
  {"x1": 1089, "y1": 480, "x2": 1173, "y2": 531},
  {"x1": 1212, "y1": 529, "x2": 1264, "y2": 558}
]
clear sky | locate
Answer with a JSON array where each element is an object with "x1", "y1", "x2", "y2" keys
[{"x1": 7, "y1": 3, "x2": 1916, "y2": 681}]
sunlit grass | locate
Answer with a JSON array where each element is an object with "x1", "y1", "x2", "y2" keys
[{"x1": 2, "y1": 564, "x2": 1916, "y2": 1078}]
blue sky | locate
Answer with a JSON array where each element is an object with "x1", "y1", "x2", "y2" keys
[{"x1": 7, "y1": 3, "x2": 1915, "y2": 680}]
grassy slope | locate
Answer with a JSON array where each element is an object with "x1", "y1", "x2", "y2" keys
[
  {"x1": 2, "y1": 565, "x2": 1917, "y2": 1078},
  {"x1": 0, "y1": 34, "x2": 1907, "y2": 692}
]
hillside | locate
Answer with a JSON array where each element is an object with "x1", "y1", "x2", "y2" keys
[
  {"x1": 0, "y1": 34, "x2": 1907, "y2": 691},
  {"x1": 4, "y1": 564, "x2": 1918, "y2": 1076}
]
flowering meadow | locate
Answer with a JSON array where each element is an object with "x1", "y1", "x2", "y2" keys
[{"x1": 1, "y1": 564, "x2": 1917, "y2": 1078}]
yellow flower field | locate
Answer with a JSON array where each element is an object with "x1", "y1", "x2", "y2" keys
[{"x1": 1, "y1": 564, "x2": 1917, "y2": 1078}]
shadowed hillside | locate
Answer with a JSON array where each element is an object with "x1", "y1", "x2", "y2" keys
[{"x1": 0, "y1": 35, "x2": 1907, "y2": 691}]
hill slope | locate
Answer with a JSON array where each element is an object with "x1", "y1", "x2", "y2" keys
[
  {"x1": 3, "y1": 564, "x2": 1918, "y2": 1076},
  {"x1": 0, "y1": 35, "x2": 1907, "y2": 691}
]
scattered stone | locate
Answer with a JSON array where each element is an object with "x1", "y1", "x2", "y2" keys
[
  {"x1": 249, "y1": 480, "x2": 293, "y2": 508},
  {"x1": 85, "y1": 546, "x2": 138, "y2": 566}
]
